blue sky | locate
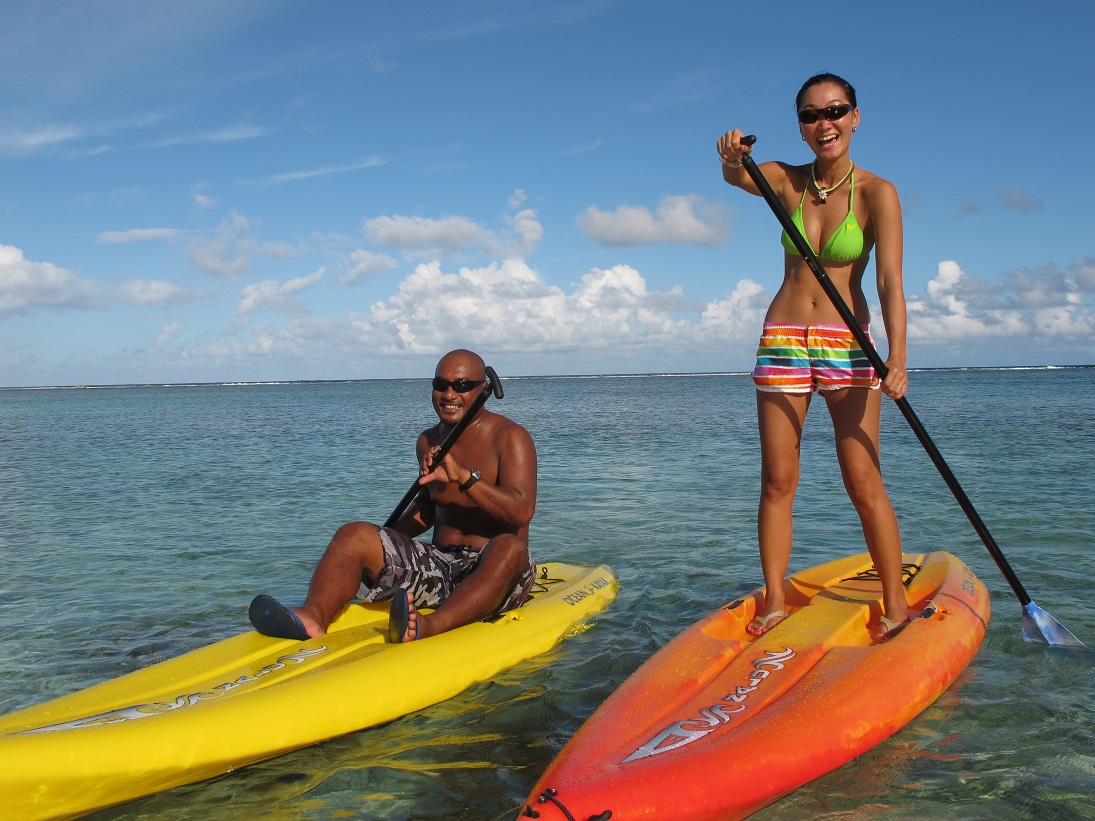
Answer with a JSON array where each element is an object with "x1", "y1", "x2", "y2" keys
[{"x1": 2, "y1": 0, "x2": 1093, "y2": 386}]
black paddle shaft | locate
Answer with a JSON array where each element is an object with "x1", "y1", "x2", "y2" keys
[
  {"x1": 738, "y1": 137, "x2": 1033, "y2": 606},
  {"x1": 383, "y1": 366, "x2": 504, "y2": 529}
]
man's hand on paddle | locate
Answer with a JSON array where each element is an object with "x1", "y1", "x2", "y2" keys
[{"x1": 417, "y1": 446, "x2": 467, "y2": 487}]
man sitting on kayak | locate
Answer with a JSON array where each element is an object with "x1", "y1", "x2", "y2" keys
[{"x1": 248, "y1": 348, "x2": 537, "y2": 643}]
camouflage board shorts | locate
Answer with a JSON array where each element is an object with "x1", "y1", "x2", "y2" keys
[{"x1": 357, "y1": 526, "x2": 535, "y2": 614}]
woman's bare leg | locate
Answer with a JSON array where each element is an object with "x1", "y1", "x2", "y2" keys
[
  {"x1": 750, "y1": 390, "x2": 811, "y2": 636},
  {"x1": 823, "y1": 387, "x2": 909, "y2": 638}
]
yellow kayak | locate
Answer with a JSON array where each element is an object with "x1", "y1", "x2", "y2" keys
[{"x1": 0, "y1": 562, "x2": 617, "y2": 821}]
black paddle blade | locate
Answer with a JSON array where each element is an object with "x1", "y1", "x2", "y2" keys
[{"x1": 1022, "y1": 601, "x2": 1084, "y2": 646}]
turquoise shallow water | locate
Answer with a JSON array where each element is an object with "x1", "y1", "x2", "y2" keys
[{"x1": 1, "y1": 368, "x2": 1093, "y2": 820}]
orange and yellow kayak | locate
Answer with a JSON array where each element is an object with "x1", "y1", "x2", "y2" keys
[{"x1": 520, "y1": 551, "x2": 990, "y2": 821}]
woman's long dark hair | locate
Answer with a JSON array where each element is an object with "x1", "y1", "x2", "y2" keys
[{"x1": 795, "y1": 72, "x2": 857, "y2": 110}]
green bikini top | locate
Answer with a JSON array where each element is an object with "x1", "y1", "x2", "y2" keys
[{"x1": 780, "y1": 170, "x2": 866, "y2": 262}]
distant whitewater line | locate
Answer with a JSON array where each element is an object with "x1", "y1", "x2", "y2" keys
[{"x1": 2, "y1": 364, "x2": 1091, "y2": 392}]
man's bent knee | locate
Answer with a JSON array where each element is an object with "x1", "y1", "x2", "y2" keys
[
  {"x1": 330, "y1": 521, "x2": 385, "y2": 568},
  {"x1": 333, "y1": 520, "x2": 380, "y2": 541},
  {"x1": 481, "y1": 534, "x2": 531, "y2": 571}
]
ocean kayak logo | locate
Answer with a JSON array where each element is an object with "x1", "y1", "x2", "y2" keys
[
  {"x1": 18, "y1": 646, "x2": 328, "y2": 734},
  {"x1": 562, "y1": 575, "x2": 613, "y2": 606},
  {"x1": 621, "y1": 647, "x2": 796, "y2": 763}
]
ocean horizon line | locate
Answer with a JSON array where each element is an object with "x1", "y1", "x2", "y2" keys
[{"x1": 2, "y1": 363, "x2": 1092, "y2": 392}]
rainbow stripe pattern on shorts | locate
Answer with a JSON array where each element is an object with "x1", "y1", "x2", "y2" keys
[{"x1": 753, "y1": 323, "x2": 879, "y2": 393}]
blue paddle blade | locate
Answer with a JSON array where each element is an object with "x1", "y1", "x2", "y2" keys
[{"x1": 1022, "y1": 601, "x2": 1084, "y2": 647}]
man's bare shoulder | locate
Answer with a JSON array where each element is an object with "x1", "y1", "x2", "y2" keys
[
  {"x1": 479, "y1": 411, "x2": 535, "y2": 451},
  {"x1": 489, "y1": 410, "x2": 531, "y2": 433}
]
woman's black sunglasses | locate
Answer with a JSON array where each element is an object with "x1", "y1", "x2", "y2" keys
[
  {"x1": 432, "y1": 377, "x2": 484, "y2": 393},
  {"x1": 797, "y1": 104, "x2": 853, "y2": 125}
]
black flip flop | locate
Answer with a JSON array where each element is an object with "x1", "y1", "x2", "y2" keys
[
  {"x1": 387, "y1": 588, "x2": 418, "y2": 643},
  {"x1": 248, "y1": 595, "x2": 309, "y2": 641}
]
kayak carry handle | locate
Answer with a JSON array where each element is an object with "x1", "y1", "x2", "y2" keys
[{"x1": 522, "y1": 788, "x2": 612, "y2": 820}]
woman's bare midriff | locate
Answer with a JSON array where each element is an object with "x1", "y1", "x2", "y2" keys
[{"x1": 764, "y1": 256, "x2": 872, "y2": 325}]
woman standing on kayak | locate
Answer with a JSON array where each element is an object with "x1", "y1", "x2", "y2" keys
[{"x1": 716, "y1": 72, "x2": 910, "y2": 641}]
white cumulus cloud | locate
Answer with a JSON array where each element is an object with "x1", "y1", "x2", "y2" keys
[
  {"x1": 237, "y1": 268, "x2": 324, "y2": 318},
  {"x1": 339, "y1": 250, "x2": 398, "y2": 287},
  {"x1": 697, "y1": 279, "x2": 770, "y2": 341},
  {"x1": 364, "y1": 215, "x2": 490, "y2": 255},
  {"x1": 0, "y1": 244, "x2": 98, "y2": 317},
  {"x1": 906, "y1": 260, "x2": 1095, "y2": 343},
  {"x1": 577, "y1": 194, "x2": 729, "y2": 246},
  {"x1": 345, "y1": 259, "x2": 726, "y2": 357},
  {"x1": 362, "y1": 195, "x2": 542, "y2": 261}
]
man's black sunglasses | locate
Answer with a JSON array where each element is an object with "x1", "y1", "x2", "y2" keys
[
  {"x1": 796, "y1": 104, "x2": 853, "y2": 125},
  {"x1": 432, "y1": 377, "x2": 484, "y2": 393}
]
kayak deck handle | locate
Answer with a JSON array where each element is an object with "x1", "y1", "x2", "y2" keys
[{"x1": 521, "y1": 788, "x2": 612, "y2": 820}]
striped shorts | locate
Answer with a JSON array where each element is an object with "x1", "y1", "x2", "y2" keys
[
  {"x1": 753, "y1": 323, "x2": 880, "y2": 394},
  {"x1": 357, "y1": 527, "x2": 536, "y2": 614}
]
